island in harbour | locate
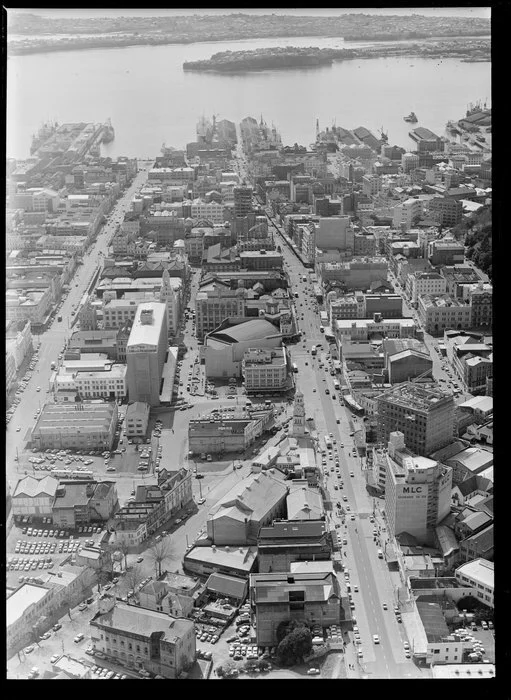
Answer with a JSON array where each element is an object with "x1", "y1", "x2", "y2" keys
[
  {"x1": 183, "y1": 47, "x2": 356, "y2": 72},
  {"x1": 183, "y1": 40, "x2": 490, "y2": 73}
]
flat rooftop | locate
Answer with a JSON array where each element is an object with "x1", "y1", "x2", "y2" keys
[{"x1": 126, "y1": 302, "x2": 166, "y2": 349}]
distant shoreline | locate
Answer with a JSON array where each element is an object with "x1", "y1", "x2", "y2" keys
[{"x1": 7, "y1": 32, "x2": 491, "y2": 57}]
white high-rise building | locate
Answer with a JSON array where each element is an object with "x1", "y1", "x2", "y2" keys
[
  {"x1": 126, "y1": 303, "x2": 168, "y2": 407},
  {"x1": 385, "y1": 431, "x2": 452, "y2": 546}
]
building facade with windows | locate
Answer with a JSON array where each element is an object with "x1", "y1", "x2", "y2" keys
[
  {"x1": 125, "y1": 401, "x2": 150, "y2": 437},
  {"x1": 376, "y1": 383, "x2": 455, "y2": 457},
  {"x1": 250, "y1": 571, "x2": 342, "y2": 646},
  {"x1": 384, "y1": 432, "x2": 453, "y2": 546},
  {"x1": 242, "y1": 347, "x2": 288, "y2": 393},
  {"x1": 90, "y1": 597, "x2": 196, "y2": 678},
  {"x1": 126, "y1": 303, "x2": 168, "y2": 407},
  {"x1": 418, "y1": 294, "x2": 472, "y2": 336},
  {"x1": 455, "y1": 558, "x2": 494, "y2": 608},
  {"x1": 31, "y1": 401, "x2": 118, "y2": 451}
]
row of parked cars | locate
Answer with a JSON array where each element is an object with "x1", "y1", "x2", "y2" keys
[{"x1": 7, "y1": 350, "x2": 40, "y2": 425}]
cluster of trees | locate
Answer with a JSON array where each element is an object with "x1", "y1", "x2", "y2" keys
[
  {"x1": 275, "y1": 620, "x2": 313, "y2": 666},
  {"x1": 452, "y1": 205, "x2": 492, "y2": 281}
]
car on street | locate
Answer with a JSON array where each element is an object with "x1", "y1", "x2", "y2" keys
[
  {"x1": 136, "y1": 556, "x2": 144, "y2": 563},
  {"x1": 53, "y1": 623, "x2": 62, "y2": 632},
  {"x1": 197, "y1": 497, "x2": 206, "y2": 505},
  {"x1": 383, "y1": 603, "x2": 388, "y2": 610},
  {"x1": 50, "y1": 654, "x2": 60, "y2": 664},
  {"x1": 24, "y1": 645, "x2": 35, "y2": 654},
  {"x1": 373, "y1": 634, "x2": 380, "y2": 644},
  {"x1": 74, "y1": 633, "x2": 85, "y2": 643}
]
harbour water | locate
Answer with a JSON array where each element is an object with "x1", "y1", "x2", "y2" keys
[{"x1": 7, "y1": 34, "x2": 490, "y2": 159}]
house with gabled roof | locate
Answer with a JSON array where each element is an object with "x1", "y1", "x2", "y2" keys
[{"x1": 12, "y1": 475, "x2": 59, "y2": 518}]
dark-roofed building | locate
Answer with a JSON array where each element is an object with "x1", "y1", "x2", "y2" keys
[
  {"x1": 451, "y1": 474, "x2": 493, "y2": 507},
  {"x1": 203, "y1": 243, "x2": 239, "y2": 272},
  {"x1": 90, "y1": 597, "x2": 196, "y2": 678},
  {"x1": 207, "y1": 471, "x2": 288, "y2": 545},
  {"x1": 52, "y1": 480, "x2": 118, "y2": 529},
  {"x1": 183, "y1": 545, "x2": 258, "y2": 579},
  {"x1": 416, "y1": 600, "x2": 450, "y2": 643},
  {"x1": 409, "y1": 127, "x2": 444, "y2": 152},
  {"x1": 434, "y1": 525, "x2": 460, "y2": 569},
  {"x1": 205, "y1": 318, "x2": 282, "y2": 378},
  {"x1": 205, "y1": 572, "x2": 248, "y2": 604},
  {"x1": 454, "y1": 509, "x2": 492, "y2": 541},
  {"x1": 257, "y1": 519, "x2": 332, "y2": 573},
  {"x1": 250, "y1": 570, "x2": 343, "y2": 646},
  {"x1": 138, "y1": 572, "x2": 205, "y2": 618},
  {"x1": 459, "y1": 523, "x2": 493, "y2": 563}
]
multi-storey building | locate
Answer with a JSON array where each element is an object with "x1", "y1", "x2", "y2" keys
[
  {"x1": 335, "y1": 316, "x2": 417, "y2": 342},
  {"x1": 250, "y1": 571, "x2": 342, "y2": 647},
  {"x1": 52, "y1": 479, "x2": 118, "y2": 529},
  {"x1": 376, "y1": 382, "x2": 455, "y2": 457},
  {"x1": 444, "y1": 331, "x2": 493, "y2": 395},
  {"x1": 409, "y1": 271, "x2": 447, "y2": 304},
  {"x1": 401, "y1": 152, "x2": 420, "y2": 173},
  {"x1": 126, "y1": 303, "x2": 168, "y2": 407},
  {"x1": 5, "y1": 318, "x2": 33, "y2": 370},
  {"x1": 315, "y1": 216, "x2": 353, "y2": 250},
  {"x1": 90, "y1": 597, "x2": 196, "y2": 678},
  {"x1": 242, "y1": 347, "x2": 288, "y2": 393},
  {"x1": 455, "y1": 559, "x2": 494, "y2": 609},
  {"x1": 319, "y1": 257, "x2": 388, "y2": 291},
  {"x1": 439, "y1": 265, "x2": 484, "y2": 298},
  {"x1": 297, "y1": 223, "x2": 316, "y2": 265},
  {"x1": 195, "y1": 283, "x2": 246, "y2": 340},
  {"x1": 125, "y1": 401, "x2": 150, "y2": 438},
  {"x1": 257, "y1": 520, "x2": 332, "y2": 574},
  {"x1": 467, "y1": 283, "x2": 492, "y2": 329},
  {"x1": 417, "y1": 293, "x2": 472, "y2": 336},
  {"x1": 190, "y1": 198, "x2": 227, "y2": 224},
  {"x1": 233, "y1": 186, "x2": 253, "y2": 218},
  {"x1": 384, "y1": 432, "x2": 452, "y2": 546},
  {"x1": 428, "y1": 238, "x2": 465, "y2": 267},
  {"x1": 5, "y1": 286, "x2": 53, "y2": 327},
  {"x1": 362, "y1": 174, "x2": 382, "y2": 196},
  {"x1": 392, "y1": 198, "x2": 423, "y2": 231},
  {"x1": 54, "y1": 363, "x2": 127, "y2": 400},
  {"x1": 31, "y1": 401, "x2": 118, "y2": 451},
  {"x1": 429, "y1": 196, "x2": 463, "y2": 227},
  {"x1": 6, "y1": 351, "x2": 17, "y2": 397}
]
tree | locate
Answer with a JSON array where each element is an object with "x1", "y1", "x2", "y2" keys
[
  {"x1": 125, "y1": 565, "x2": 144, "y2": 597},
  {"x1": 146, "y1": 538, "x2": 174, "y2": 578},
  {"x1": 112, "y1": 539, "x2": 130, "y2": 570},
  {"x1": 276, "y1": 624, "x2": 313, "y2": 667},
  {"x1": 96, "y1": 566, "x2": 113, "y2": 593}
]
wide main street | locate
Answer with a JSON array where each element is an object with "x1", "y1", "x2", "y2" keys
[
  {"x1": 5, "y1": 165, "x2": 151, "y2": 490},
  {"x1": 259, "y1": 195, "x2": 430, "y2": 679}
]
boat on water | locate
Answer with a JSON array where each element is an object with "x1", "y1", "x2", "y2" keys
[
  {"x1": 379, "y1": 127, "x2": 388, "y2": 142},
  {"x1": 102, "y1": 118, "x2": 115, "y2": 144},
  {"x1": 404, "y1": 112, "x2": 418, "y2": 123}
]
